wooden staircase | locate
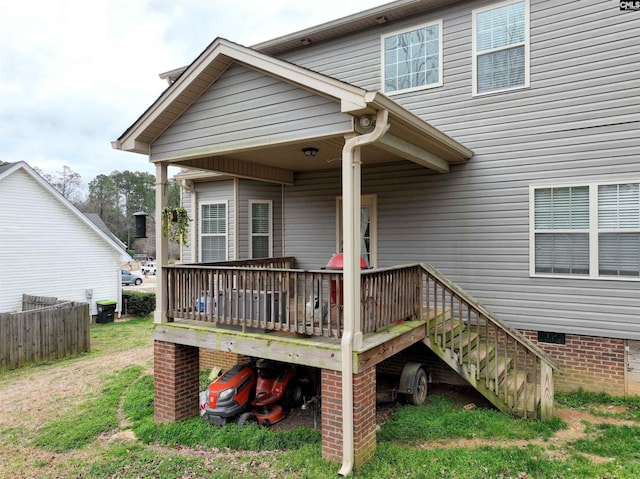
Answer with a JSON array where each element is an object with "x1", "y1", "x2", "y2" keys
[{"x1": 419, "y1": 264, "x2": 558, "y2": 420}]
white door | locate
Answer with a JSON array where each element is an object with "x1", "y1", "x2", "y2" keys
[{"x1": 336, "y1": 194, "x2": 377, "y2": 268}]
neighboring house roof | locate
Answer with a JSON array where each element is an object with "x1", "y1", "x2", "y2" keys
[
  {"x1": 0, "y1": 161, "x2": 131, "y2": 261},
  {"x1": 85, "y1": 213, "x2": 127, "y2": 251},
  {"x1": 113, "y1": 38, "x2": 472, "y2": 176}
]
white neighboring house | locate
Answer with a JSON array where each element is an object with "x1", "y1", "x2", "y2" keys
[{"x1": 0, "y1": 161, "x2": 131, "y2": 316}]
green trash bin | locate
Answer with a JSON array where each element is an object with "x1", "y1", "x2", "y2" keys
[{"x1": 96, "y1": 300, "x2": 117, "y2": 323}]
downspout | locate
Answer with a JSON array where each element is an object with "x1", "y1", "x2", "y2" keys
[{"x1": 338, "y1": 109, "x2": 389, "y2": 477}]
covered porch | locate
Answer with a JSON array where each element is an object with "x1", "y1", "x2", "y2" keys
[{"x1": 112, "y1": 38, "x2": 555, "y2": 474}]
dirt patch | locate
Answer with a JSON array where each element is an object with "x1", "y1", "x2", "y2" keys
[{"x1": 0, "y1": 345, "x2": 153, "y2": 431}]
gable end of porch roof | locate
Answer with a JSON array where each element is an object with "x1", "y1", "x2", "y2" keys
[{"x1": 112, "y1": 38, "x2": 472, "y2": 176}]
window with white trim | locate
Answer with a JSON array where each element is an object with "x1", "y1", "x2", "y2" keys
[
  {"x1": 201, "y1": 202, "x2": 227, "y2": 262},
  {"x1": 382, "y1": 20, "x2": 443, "y2": 94},
  {"x1": 473, "y1": 0, "x2": 529, "y2": 95},
  {"x1": 531, "y1": 183, "x2": 640, "y2": 279},
  {"x1": 249, "y1": 200, "x2": 272, "y2": 259},
  {"x1": 598, "y1": 183, "x2": 640, "y2": 277}
]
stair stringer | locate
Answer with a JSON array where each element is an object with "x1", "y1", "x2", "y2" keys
[{"x1": 422, "y1": 337, "x2": 518, "y2": 416}]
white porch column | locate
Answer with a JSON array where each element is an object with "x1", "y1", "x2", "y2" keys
[
  {"x1": 342, "y1": 145, "x2": 363, "y2": 348},
  {"x1": 338, "y1": 110, "x2": 389, "y2": 477},
  {"x1": 155, "y1": 162, "x2": 169, "y2": 324}
]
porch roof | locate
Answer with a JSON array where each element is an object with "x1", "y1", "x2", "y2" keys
[{"x1": 112, "y1": 38, "x2": 472, "y2": 183}]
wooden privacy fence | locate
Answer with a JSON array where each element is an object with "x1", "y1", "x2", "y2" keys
[{"x1": 0, "y1": 294, "x2": 91, "y2": 370}]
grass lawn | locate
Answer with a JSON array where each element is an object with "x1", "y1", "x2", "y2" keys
[{"x1": 1, "y1": 316, "x2": 639, "y2": 478}]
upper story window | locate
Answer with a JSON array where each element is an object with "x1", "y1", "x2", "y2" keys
[
  {"x1": 201, "y1": 202, "x2": 227, "y2": 262},
  {"x1": 531, "y1": 183, "x2": 640, "y2": 280},
  {"x1": 382, "y1": 20, "x2": 443, "y2": 94},
  {"x1": 249, "y1": 200, "x2": 272, "y2": 259},
  {"x1": 473, "y1": 0, "x2": 529, "y2": 95}
]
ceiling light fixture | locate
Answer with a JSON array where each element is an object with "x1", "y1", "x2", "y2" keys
[{"x1": 302, "y1": 147, "x2": 319, "y2": 157}]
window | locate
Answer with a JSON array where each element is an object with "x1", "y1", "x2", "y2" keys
[
  {"x1": 473, "y1": 0, "x2": 529, "y2": 95},
  {"x1": 598, "y1": 184, "x2": 640, "y2": 276},
  {"x1": 249, "y1": 200, "x2": 272, "y2": 259},
  {"x1": 201, "y1": 202, "x2": 227, "y2": 262},
  {"x1": 531, "y1": 183, "x2": 640, "y2": 279},
  {"x1": 337, "y1": 195, "x2": 377, "y2": 268},
  {"x1": 382, "y1": 20, "x2": 443, "y2": 94}
]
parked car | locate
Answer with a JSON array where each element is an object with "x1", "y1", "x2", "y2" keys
[
  {"x1": 121, "y1": 270, "x2": 143, "y2": 286},
  {"x1": 141, "y1": 262, "x2": 157, "y2": 275}
]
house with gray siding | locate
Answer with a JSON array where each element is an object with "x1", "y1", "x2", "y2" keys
[{"x1": 114, "y1": 0, "x2": 640, "y2": 472}]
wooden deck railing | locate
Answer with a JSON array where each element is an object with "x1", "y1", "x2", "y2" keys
[
  {"x1": 165, "y1": 259, "x2": 557, "y2": 418},
  {"x1": 166, "y1": 259, "x2": 422, "y2": 337}
]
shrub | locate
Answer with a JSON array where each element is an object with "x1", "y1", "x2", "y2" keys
[{"x1": 125, "y1": 291, "x2": 156, "y2": 317}]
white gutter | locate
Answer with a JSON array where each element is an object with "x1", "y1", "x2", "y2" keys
[{"x1": 338, "y1": 109, "x2": 389, "y2": 477}]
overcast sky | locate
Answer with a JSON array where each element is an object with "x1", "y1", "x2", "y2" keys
[{"x1": 0, "y1": 0, "x2": 392, "y2": 190}]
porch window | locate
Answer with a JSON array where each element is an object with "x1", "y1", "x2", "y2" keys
[
  {"x1": 337, "y1": 195, "x2": 377, "y2": 268},
  {"x1": 249, "y1": 200, "x2": 272, "y2": 259},
  {"x1": 382, "y1": 20, "x2": 442, "y2": 94},
  {"x1": 531, "y1": 182, "x2": 640, "y2": 279},
  {"x1": 473, "y1": 0, "x2": 529, "y2": 95},
  {"x1": 201, "y1": 202, "x2": 227, "y2": 262}
]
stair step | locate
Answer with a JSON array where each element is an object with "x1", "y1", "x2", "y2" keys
[
  {"x1": 461, "y1": 343, "x2": 495, "y2": 370},
  {"x1": 445, "y1": 331, "x2": 478, "y2": 355},
  {"x1": 499, "y1": 371, "x2": 528, "y2": 408},
  {"x1": 479, "y1": 355, "x2": 512, "y2": 385}
]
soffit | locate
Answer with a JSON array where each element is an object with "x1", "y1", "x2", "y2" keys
[{"x1": 254, "y1": 0, "x2": 464, "y2": 56}]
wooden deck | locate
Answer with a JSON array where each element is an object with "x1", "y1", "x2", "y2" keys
[
  {"x1": 160, "y1": 258, "x2": 559, "y2": 419},
  {"x1": 153, "y1": 317, "x2": 428, "y2": 373}
]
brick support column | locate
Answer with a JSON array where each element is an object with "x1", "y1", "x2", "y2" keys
[
  {"x1": 154, "y1": 340, "x2": 200, "y2": 423},
  {"x1": 321, "y1": 367, "x2": 377, "y2": 471}
]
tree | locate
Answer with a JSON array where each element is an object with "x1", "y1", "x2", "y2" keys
[
  {"x1": 111, "y1": 170, "x2": 156, "y2": 247},
  {"x1": 50, "y1": 166, "x2": 83, "y2": 205},
  {"x1": 85, "y1": 174, "x2": 121, "y2": 234},
  {"x1": 36, "y1": 165, "x2": 84, "y2": 205}
]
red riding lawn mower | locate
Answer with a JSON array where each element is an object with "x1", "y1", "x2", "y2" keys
[{"x1": 202, "y1": 359, "x2": 314, "y2": 427}]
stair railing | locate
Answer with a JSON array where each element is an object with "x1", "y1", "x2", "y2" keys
[{"x1": 420, "y1": 264, "x2": 559, "y2": 420}]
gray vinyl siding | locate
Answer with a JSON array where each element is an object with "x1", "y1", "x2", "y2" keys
[
  {"x1": 150, "y1": 64, "x2": 352, "y2": 161},
  {"x1": 280, "y1": 0, "x2": 640, "y2": 341},
  {"x1": 237, "y1": 180, "x2": 283, "y2": 259},
  {"x1": 284, "y1": 170, "x2": 343, "y2": 269}
]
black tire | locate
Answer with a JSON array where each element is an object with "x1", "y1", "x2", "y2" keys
[
  {"x1": 237, "y1": 412, "x2": 258, "y2": 426},
  {"x1": 134, "y1": 278, "x2": 142, "y2": 286},
  {"x1": 406, "y1": 368, "x2": 428, "y2": 406},
  {"x1": 282, "y1": 379, "x2": 304, "y2": 408}
]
